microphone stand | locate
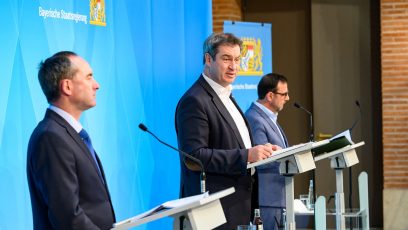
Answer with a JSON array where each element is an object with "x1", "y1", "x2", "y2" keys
[
  {"x1": 294, "y1": 102, "x2": 316, "y2": 230},
  {"x1": 308, "y1": 111, "x2": 317, "y2": 225},
  {"x1": 309, "y1": 113, "x2": 316, "y2": 217},
  {"x1": 138, "y1": 124, "x2": 207, "y2": 194},
  {"x1": 308, "y1": 112, "x2": 314, "y2": 143},
  {"x1": 348, "y1": 100, "x2": 361, "y2": 230}
]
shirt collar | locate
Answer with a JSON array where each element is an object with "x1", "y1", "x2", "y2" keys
[
  {"x1": 48, "y1": 105, "x2": 83, "y2": 133},
  {"x1": 202, "y1": 73, "x2": 232, "y2": 98},
  {"x1": 254, "y1": 101, "x2": 278, "y2": 123}
]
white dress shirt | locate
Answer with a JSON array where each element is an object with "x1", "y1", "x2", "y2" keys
[{"x1": 203, "y1": 74, "x2": 252, "y2": 149}]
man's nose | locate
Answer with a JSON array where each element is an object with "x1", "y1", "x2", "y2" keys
[
  {"x1": 230, "y1": 61, "x2": 239, "y2": 70},
  {"x1": 94, "y1": 80, "x2": 100, "y2": 90}
]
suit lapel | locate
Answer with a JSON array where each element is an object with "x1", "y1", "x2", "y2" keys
[
  {"x1": 198, "y1": 76, "x2": 247, "y2": 148},
  {"x1": 46, "y1": 109, "x2": 107, "y2": 184},
  {"x1": 251, "y1": 103, "x2": 287, "y2": 147},
  {"x1": 46, "y1": 109, "x2": 115, "y2": 220},
  {"x1": 276, "y1": 122, "x2": 289, "y2": 147}
]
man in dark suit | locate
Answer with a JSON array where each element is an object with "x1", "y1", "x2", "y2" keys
[
  {"x1": 245, "y1": 73, "x2": 290, "y2": 230},
  {"x1": 175, "y1": 33, "x2": 277, "y2": 230},
  {"x1": 27, "y1": 51, "x2": 115, "y2": 230}
]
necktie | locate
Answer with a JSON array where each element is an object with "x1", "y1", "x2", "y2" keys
[{"x1": 79, "y1": 129, "x2": 103, "y2": 181}]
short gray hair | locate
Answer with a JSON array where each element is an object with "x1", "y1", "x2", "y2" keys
[{"x1": 203, "y1": 33, "x2": 242, "y2": 64}]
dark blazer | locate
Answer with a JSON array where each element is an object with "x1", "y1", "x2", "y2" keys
[
  {"x1": 245, "y1": 102, "x2": 288, "y2": 207},
  {"x1": 27, "y1": 109, "x2": 115, "y2": 230},
  {"x1": 175, "y1": 75, "x2": 254, "y2": 230}
]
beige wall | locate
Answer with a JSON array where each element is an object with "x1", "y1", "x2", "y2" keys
[{"x1": 383, "y1": 189, "x2": 408, "y2": 230}]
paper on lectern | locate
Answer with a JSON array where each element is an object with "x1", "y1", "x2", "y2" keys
[
  {"x1": 312, "y1": 130, "x2": 354, "y2": 156},
  {"x1": 114, "y1": 192, "x2": 209, "y2": 227},
  {"x1": 331, "y1": 130, "x2": 354, "y2": 143},
  {"x1": 247, "y1": 142, "x2": 314, "y2": 169}
]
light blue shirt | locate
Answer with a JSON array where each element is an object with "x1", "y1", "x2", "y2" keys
[
  {"x1": 253, "y1": 101, "x2": 286, "y2": 147},
  {"x1": 48, "y1": 105, "x2": 82, "y2": 133}
]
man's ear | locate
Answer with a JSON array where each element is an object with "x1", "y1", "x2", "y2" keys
[
  {"x1": 267, "y1": 91, "x2": 274, "y2": 101},
  {"x1": 204, "y1": 53, "x2": 212, "y2": 65},
  {"x1": 60, "y1": 79, "x2": 72, "y2": 96}
]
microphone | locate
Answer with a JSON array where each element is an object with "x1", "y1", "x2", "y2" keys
[
  {"x1": 293, "y1": 102, "x2": 314, "y2": 142},
  {"x1": 348, "y1": 100, "x2": 361, "y2": 215},
  {"x1": 349, "y1": 100, "x2": 361, "y2": 132},
  {"x1": 293, "y1": 102, "x2": 317, "y2": 217},
  {"x1": 138, "y1": 123, "x2": 207, "y2": 194}
]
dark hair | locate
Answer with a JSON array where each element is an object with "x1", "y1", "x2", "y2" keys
[
  {"x1": 38, "y1": 51, "x2": 78, "y2": 103},
  {"x1": 257, "y1": 73, "x2": 288, "y2": 99},
  {"x1": 203, "y1": 33, "x2": 243, "y2": 64}
]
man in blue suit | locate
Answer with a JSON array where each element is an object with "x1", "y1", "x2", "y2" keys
[
  {"x1": 245, "y1": 73, "x2": 290, "y2": 230},
  {"x1": 27, "y1": 51, "x2": 115, "y2": 229},
  {"x1": 175, "y1": 33, "x2": 277, "y2": 230}
]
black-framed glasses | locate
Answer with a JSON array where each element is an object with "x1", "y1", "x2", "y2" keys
[{"x1": 272, "y1": 91, "x2": 289, "y2": 97}]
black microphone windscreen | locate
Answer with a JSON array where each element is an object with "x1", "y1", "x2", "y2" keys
[
  {"x1": 350, "y1": 100, "x2": 362, "y2": 131},
  {"x1": 294, "y1": 102, "x2": 301, "y2": 108},
  {"x1": 138, "y1": 123, "x2": 148, "y2": 132}
]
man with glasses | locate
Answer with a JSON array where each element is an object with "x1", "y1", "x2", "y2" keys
[{"x1": 245, "y1": 73, "x2": 290, "y2": 230}]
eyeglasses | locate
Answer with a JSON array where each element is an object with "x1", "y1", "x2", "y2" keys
[{"x1": 272, "y1": 91, "x2": 289, "y2": 97}]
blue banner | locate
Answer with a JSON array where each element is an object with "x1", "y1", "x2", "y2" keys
[
  {"x1": 224, "y1": 21, "x2": 272, "y2": 110},
  {"x1": 0, "y1": 1, "x2": 212, "y2": 229}
]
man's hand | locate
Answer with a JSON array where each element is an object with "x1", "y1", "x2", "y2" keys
[
  {"x1": 248, "y1": 145, "x2": 272, "y2": 163},
  {"x1": 248, "y1": 144, "x2": 282, "y2": 163},
  {"x1": 264, "y1": 143, "x2": 282, "y2": 151}
]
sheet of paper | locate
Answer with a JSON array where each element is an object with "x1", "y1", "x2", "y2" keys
[{"x1": 114, "y1": 192, "x2": 209, "y2": 226}]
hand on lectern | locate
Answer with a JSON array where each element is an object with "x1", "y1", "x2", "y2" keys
[
  {"x1": 264, "y1": 143, "x2": 282, "y2": 151},
  {"x1": 248, "y1": 145, "x2": 273, "y2": 162}
]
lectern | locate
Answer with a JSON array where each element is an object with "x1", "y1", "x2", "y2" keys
[
  {"x1": 248, "y1": 142, "x2": 321, "y2": 230},
  {"x1": 314, "y1": 141, "x2": 365, "y2": 230},
  {"x1": 112, "y1": 187, "x2": 235, "y2": 230}
]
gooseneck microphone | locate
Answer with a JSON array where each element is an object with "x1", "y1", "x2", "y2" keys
[
  {"x1": 348, "y1": 100, "x2": 361, "y2": 228},
  {"x1": 293, "y1": 102, "x2": 316, "y2": 218},
  {"x1": 349, "y1": 100, "x2": 361, "y2": 132},
  {"x1": 293, "y1": 102, "x2": 314, "y2": 142},
  {"x1": 138, "y1": 123, "x2": 206, "y2": 194}
]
